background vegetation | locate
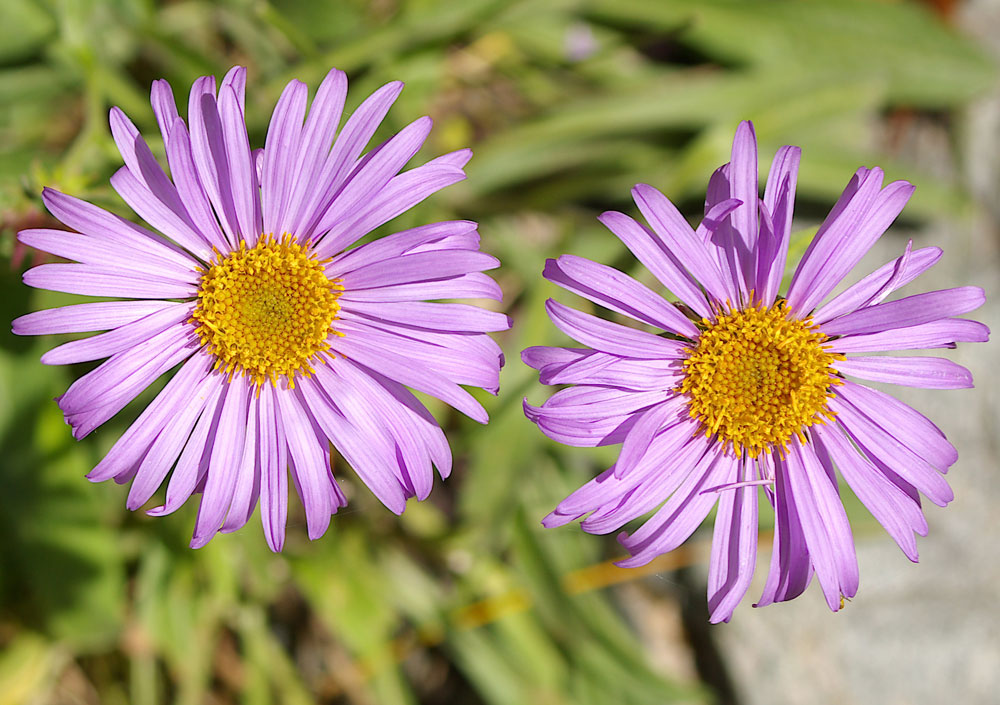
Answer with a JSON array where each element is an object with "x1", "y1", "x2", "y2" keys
[{"x1": 0, "y1": 1, "x2": 993, "y2": 703}]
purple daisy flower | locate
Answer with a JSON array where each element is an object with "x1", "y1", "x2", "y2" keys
[
  {"x1": 523, "y1": 121, "x2": 988, "y2": 622},
  {"x1": 13, "y1": 66, "x2": 508, "y2": 551}
]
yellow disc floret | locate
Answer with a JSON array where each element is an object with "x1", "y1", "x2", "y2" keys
[
  {"x1": 680, "y1": 301, "x2": 844, "y2": 457},
  {"x1": 191, "y1": 234, "x2": 343, "y2": 388}
]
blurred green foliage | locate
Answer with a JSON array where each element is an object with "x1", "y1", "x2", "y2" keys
[{"x1": 0, "y1": 0, "x2": 993, "y2": 703}]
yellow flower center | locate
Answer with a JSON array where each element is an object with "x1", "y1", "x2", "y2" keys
[
  {"x1": 191, "y1": 234, "x2": 343, "y2": 388},
  {"x1": 679, "y1": 301, "x2": 843, "y2": 457}
]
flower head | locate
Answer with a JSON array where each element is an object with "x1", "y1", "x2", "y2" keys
[
  {"x1": 14, "y1": 66, "x2": 509, "y2": 551},
  {"x1": 523, "y1": 121, "x2": 987, "y2": 622}
]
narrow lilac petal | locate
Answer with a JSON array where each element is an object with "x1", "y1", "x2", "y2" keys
[
  {"x1": 18, "y1": 229, "x2": 199, "y2": 285},
  {"x1": 340, "y1": 272, "x2": 502, "y2": 303},
  {"x1": 598, "y1": 211, "x2": 711, "y2": 318},
  {"x1": 331, "y1": 334, "x2": 488, "y2": 423},
  {"x1": 813, "y1": 424, "x2": 924, "y2": 562},
  {"x1": 707, "y1": 461, "x2": 759, "y2": 624},
  {"x1": 220, "y1": 391, "x2": 262, "y2": 534},
  {"x1": 291, "y1": 82, "x2": 406, "y2": 238},
  {"x1": 792, "y1": 178, "x2": 917, "y2": 316},
  {"x1": 632, "y1": 184, "x2": 731, "y2": 304},
  {"x1": 617, "y1": 446, "x2": 732, "y2": 567},
  {"x1": 549, "y1": 420, "x2": 701, "y2": 523},
  {"x1": 829, "y1": 395, "x2": 953, "y2": 506},
  {"x1": 755, "y1": 452, "x2": 813, "y2": 608},
  {"x1": 262, "y1": 80, "x2": 308, "y2": 235},
  {"x1": 312, "y1": 160, "x2": 467, "y2": 258},
  {"x1": 309, "y1": 116, "x2": 433, "y2": 244},
  {"x1": 834, "y1": 356, "x2": 973, "y2": 389},
  {"x1": 727, "y1": 121, "x2": 759, "y2": 289},
  {"x1": 544, "y1": 255, "x2": 700, "y2": 337},
  {"x1": 190, "y1": 381, "x2": 249, "y2": 547},
  {"x1": 148, "y1": 376, "x2": 225, "y2": 517},
  {"x1": 41, "y1": 188, "x2": 196, "y2": 270},
  {"x1": 813, "y1": 246, "x2": 942, "y2": 325},
  {"x1": 126, "y1": 370, "x2": 218, "y2": 510},
  {"x1": 819, "y1": 286, "x2": 985, "y2": 337},
  {"x1": 783, "y1": 440, "x2": 859, "y2": 611},
  {"x1": 24, "y1": 263, "x2": 195, "y2": 299},
  {"x1": 41, "y1": 303, "x2": 192, "y2": 365},
  {"x1": 339, "y1": 316, "x2": 492, "y2": 394},
  {"x1": 110, "y1": 166, "x2": 217, "y2": 259},
  {"x1": 164, "y1": 117, "x2": 228, "y2": 254},
  {"x1": 257, "y1": 383, "x2": 288, "y2": 552},
  {"x1": 836, "y1": 380, "x2": 956, "y2": 469},
  {"x1": 221, "y1": 66, "x2": 246, "y2": 110},
  {"x1": 219, "y1": 84, "x2": 262, "y2": 242},
  {"x1": 57, "y1": 327, "x2": 199, "y2": 438},
  {"x1": 786, "y1": 168, "x2": 887, "y2": 314},
  {"x1": 13, "y1": 301, "x2": 173, "y2": 336},
  {"x1": 339, "y1": 249, "x2": 498, "y2": 290},
  {"x1": 528, "y1": 348, "x2": 682, "y2": 392},
  {"x1": 150, "y1": 79, "x2": 179, "y2": 146},
  {"x1": 189, "y1": 76, "x2": 239, "y2": 245},
  {"x1": 331, "y1": 220, "x2": 479, "y2": 270},
  {"x1": 829, "y1": 318, "x2": 990, "y2": 353},
  {"x1": 614, "y1": 396, "x2": 688, "y2": 479},
  {"x1": 544, "y1": 299, "x2": 688, "y2": 360},
  {"x1": 306, "y1": 369, "x2": 410, "y2": 512},
  {"x1": 344, "y1": 301, "x2": 509, "y2": 332},
  {"x1": 279, "y1": 69, "x2": 348, "y2": 235},
  {"x1": 330, "y1": 359, "x2": 437, "y2": 499},
  {"x1": 86, "y1": 352, "x2": 214, "y2": 482},
  {"x1": 758, "y1": 146, "x2": 801, "y2": 304},
  {"x1": 275, "y1": 387, "x2": 333, "y2": 540},
  {"x1": 581, "y1": 427, "x2": 709, "y2": 534}
]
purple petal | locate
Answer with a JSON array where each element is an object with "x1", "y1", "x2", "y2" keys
[
  {"x1": 331, "y1": 220, "x2": 479, "y2": 272},
  {"x1": 598, "y1": 211, "x2": 711, "y2": 318},
  {"x1": 257, "y1": 383, "x2": 288, "y2": 552},
  {"x1": 275, "y1": 386, "x2": 334, "y2": 540},
  {"x1": 707, "y1": 460, "x2": 759, "y2": 624},
  {"x1": 150, "y1": 79, "x2": 180, "y2": 146},
  {"x1": 829, "y1": 395, "x2": 953, "y2": 506},
  {"x1": 24, "y1": 262, "x2": 195, "y2": 299},
  {"x1": 163, "y1": 117, "x2": 229, "y2": 254},
  {"x1": 280, "y1": 69, "x2": 348, "y2": 235},
  {"x1": 755, "y1": 452, "x2": 813, "y2": 608},
  {"x1": 339, "y1": 249, "x2": 498, "y2": 289},
  {"x1": 727, "y1": 121, "x2": 759, "y2": 293},
  {"x1": 41, "y1": 303, "x2": 192, "y2": 365},
  {"x1": 189, "y1": 76, "x2": 239, "y2": 246},
  {"x1": 614, "y1": 395, "x2": 689, "y2": 478},
  {"x1": 41, "y1": 188, "x2": 197, "y2": 270},
  {"x1": 13, "y1": 301, "x2": 174, "y2": 336},
  {"x1": 218, "y1": 84, "x2": 262, "y2": 242},
  {"x1": 262, "y1": 79, "x2": 308, "y2": 235},
  {"x1": 632, "y1": 183, "x2": 731, "y2": 305},
  {"x1": 220, "y1": 392, "x2": 262, "y2": 534},
  {"x1": 829, "y1": 318, "x2": 990, "y2": 353},
  {"x1": 331, "y1": 334, "x2": 488, "y2": 423},
  {"x1": 616, "y1": 445, "x2": 733, "y2": 567},
  {"x1": 819, "y1": 286, "x2": 985, "y2": 337},
  {"x1": 544, "y1": 255, "x2": 700, "y2": 337},
  {"x1": 309, "y1": 116, "x2": 433, "y2": 247},
  {"x1": 340, "y1": 272, "x2": 502, "y2": 303},
  {"x1": 813, "y1": 424, "x2": 925, "y2": 562},
  {"x1": 125, "y1": 370, "x2": 219, "y2": 510},
  {"x1": 834, "y1": 356, "x2": 973, "y2": 389},
  {"x1": 344, "y1": 301, "x2": 509, "y2": 333},
  {"x1": 758, "y1": 145, "x2": 801, "y2": 304},
  {"x1": 836, "y1": 380, "x2": 957, "y2": 470},
  {"x1": 190, "y1": 381, "x2": 250, "y2": 547},
  {"x1": 813, "y1": 246, "x2": 942, "y2": 325},
  {"x1": 786, "y1": 168, "x2": 891, "y2": 315},
  {"x1": 544, "y1": 299, "x2": 688, "y2": 360}
]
